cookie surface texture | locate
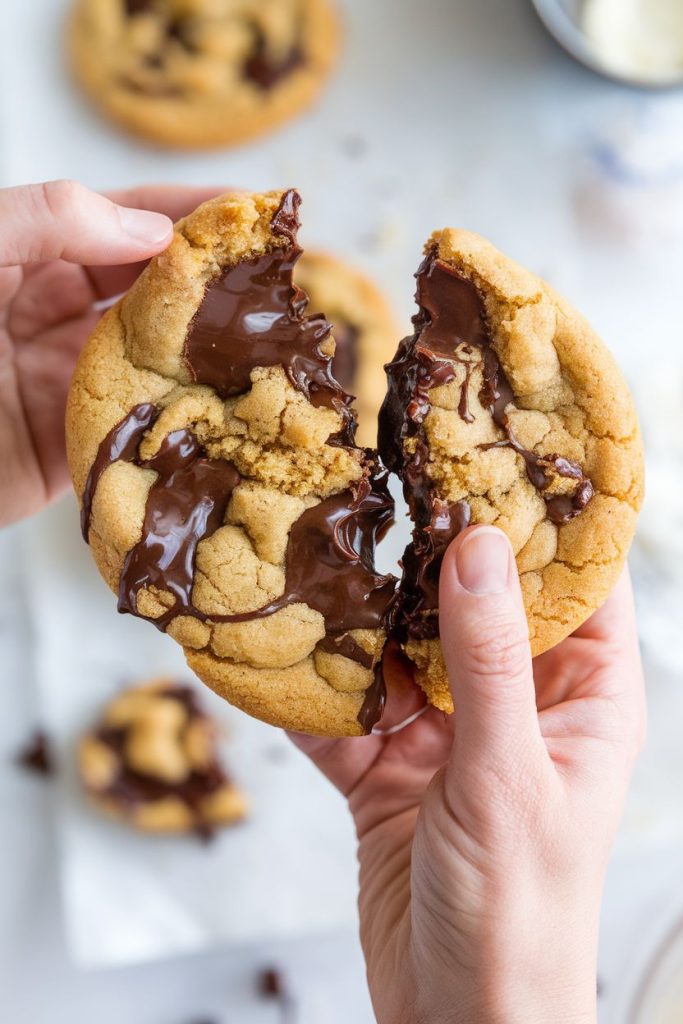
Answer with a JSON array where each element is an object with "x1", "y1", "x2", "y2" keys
[
  {"x1": 379, "y1": 230, "x2": 644, "y2": 713},
  {"x1": 78, "y1": 679, "x2": 248, "y2": 834},
  {"x1": 69, "y1": 0, "x2": 340, "y2": 148},
  {"x1": 67, "y1": 190, "x2": 396, "y2": 738}
]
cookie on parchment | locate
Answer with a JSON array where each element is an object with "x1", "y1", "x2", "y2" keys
[
  {"x1": 78, "y1": 679, "x2": 247, "y2": 835},
  {"x1": 68, "y1": 0, "x2": 340, "y2": 149},
  {"x1": 379, "y1": 230, "x2": 644, "y2": 713},
  {"x1": 67, "y1": 189, "x2": 395, "y2": 738}
]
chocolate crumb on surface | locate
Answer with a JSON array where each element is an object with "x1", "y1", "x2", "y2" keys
[{"x1": 15, "y1": 731, "x2": 54, "y2": 777}]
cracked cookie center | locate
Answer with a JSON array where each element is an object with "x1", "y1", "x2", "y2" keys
[{"x1": 379, "y1": 249, "x2": 594, "y2": 642}]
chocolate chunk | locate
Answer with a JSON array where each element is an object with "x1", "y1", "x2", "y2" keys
[
  {"x1": 15, "y1": 731, "x2": 54, "y2": 776},
  {"x1": 258, "y1": 967, "x2": 297, "y2": 1024},
  {"x1": 244, "y1": 28, "x2": 304, "y2": 90}
]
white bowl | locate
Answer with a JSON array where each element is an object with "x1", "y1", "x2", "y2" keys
[{"x1": 531, "y1": 0, "x2": 683, "y2": 88}]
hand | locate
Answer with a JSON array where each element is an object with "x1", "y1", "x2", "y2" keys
[
  {"x1": 293, "y1": 526, "x2": 645, "y2": 1024},
  {"x1": 0, "y1": 179, "x2": 221, "y2": 527}
]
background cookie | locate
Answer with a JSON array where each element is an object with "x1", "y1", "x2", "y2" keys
[
  {"x1": 295, "y1": 251, "x2": 399, "y2": 447},
  {"x1": 67, "y1": 189, "x2": 396, "y2": 738},
  {"x1": 78, "y1": 679, "x2": 248, "y2": 835},
  {"x1": 379, "y1": 229, "x2": 645, "y2": 713},
  {"x1": 68, "y1": 0, "x2": 340, "y2": 149}
]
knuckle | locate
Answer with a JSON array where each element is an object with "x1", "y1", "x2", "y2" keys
[
  {"x1": 39, "y1": 178, "x2": 82, "y2": 219},
  {"x1": 463, "y1": 616, "x2": 530, "y2": 684}
]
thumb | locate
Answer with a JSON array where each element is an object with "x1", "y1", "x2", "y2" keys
[
  {"x1": 0, "y1": 180, "x2": 173, "y2": 267},
  {"x1": 439, "y1": 525, "x2": 541, "y2": 765}
]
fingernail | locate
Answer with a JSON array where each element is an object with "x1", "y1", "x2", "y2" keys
[
  {"x1": 455, "y1": 529, "x2": 511, "y2": 595},
  {"x1": 117, "y1": 206, "x2": 172, "y2": 245}
]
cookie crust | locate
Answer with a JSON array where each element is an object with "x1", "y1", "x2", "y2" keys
[{"x1": 68, "y1": 0, "x2": 340, "y2": 149}]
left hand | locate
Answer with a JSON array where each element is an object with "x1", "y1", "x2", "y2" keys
[{"x1": 0, "y1": 179, "x2": 220, "y2": 527}]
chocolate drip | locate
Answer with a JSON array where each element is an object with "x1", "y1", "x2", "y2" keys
[
  {"x1": 213, "y1": 467, "x2": 396, "y2": 633},
  {"x1": 244, "y1": 27, "x2": 304, "y2": 90},
  {"x1": 118, "y1": 430, "x2": 242, "y2": 630},
  {"x1": 357, "y1": 662, "x2": 387, "y2": 733},
  {"x1": 379, "y1": 250, "x2": 594, "y2": 639},
  {"x1": 81, "y1": 403, "x2": 158, "y2": 542},
  {"x1": 317, "y1": 632, "x2": 374, "y2": 669},
  {"x1": 184, "y1": 190, "x2": 356, "y2": 441}
]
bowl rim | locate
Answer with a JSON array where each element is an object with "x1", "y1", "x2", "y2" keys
[{"x1": 530, "y1": 0, "x2": 683, "y2": 90}]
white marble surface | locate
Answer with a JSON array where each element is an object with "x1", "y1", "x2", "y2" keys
[{"x1": 2, "y1": 0, "x2": 683, "y2": 1021}]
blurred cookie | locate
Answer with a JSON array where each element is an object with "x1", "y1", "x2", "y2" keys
[
  {"x1": 67, "y1": 189, "x2": 395, "y2": 738},
  {"x1": 69, "y1": 0, "x2": 340, "y2": 149},
  {"x1": 78, "y1": 679, "x2": 247, "y2": 835},
  {"x1": 379, "y1": 230, "x2": 644, "y2": 712},
  {"x1": 295, "y1": 251, "x2": 398, "y2": 447}
]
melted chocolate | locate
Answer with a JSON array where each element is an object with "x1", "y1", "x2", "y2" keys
[
  {"x1": 244, "y1": 28, "x2": 304, "y2": 89},
  {"x1": 81, "y1": 403, "x2": 158, "y2": 542},
  {"x1": 317, "y1": 632, "x2": 374, "y2": 669},
  {"x1": 379, "y1": 250, "x2": 593, "y2": 639},
  {"x1": 213, "y1": 467, "x2": 396, "y2": 633},
  {"x1": 357, "y1": 662, "x2": 387, "y2": 733},
  {"x1": 184, "y1": 191, "x2": 356, "y2": 441},
  {"x1": 118, "y1": 430, "x2": 242, "y2": 630}
]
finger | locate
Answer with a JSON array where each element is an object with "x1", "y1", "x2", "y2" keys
[
  {"x1": 103, "y1": 184, "x2": 227, "y2": 220},
  {"x1": 0, "y1": 180, "x2": 173, "y2": 267},
  {"x1": 439, "y1": 526, "x2": 542, "y2": 766},
  {"x1": 85, "y1": 185, "x2": 229, "y2": 300}
]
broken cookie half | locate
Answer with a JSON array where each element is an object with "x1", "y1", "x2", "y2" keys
[
  {"x1": 67, "y1": 190, "x2": 396, "y2": 738},
  {"x1": 379, "y1": 230, "x2": 644, "y2": 713}
]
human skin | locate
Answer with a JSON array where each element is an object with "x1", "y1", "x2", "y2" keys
[
  {"x1": 293, "y1": 527, "x2": 646, "y2": 1024},
  {"x1": 0, "y1": 179, "x2": 646, "y2": 1024},
  {"x1": 0, "y1": 179, "x2": 221, "y2": 527}
]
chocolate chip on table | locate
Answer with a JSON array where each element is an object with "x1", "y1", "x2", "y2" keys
[{"x1": 15, "y1": 731, "x2": 54, "y2": 776}]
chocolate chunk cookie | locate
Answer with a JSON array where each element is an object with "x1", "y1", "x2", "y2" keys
[
  {"x1": 379, "y1": 230, "x2": 644, "y2": 713},
  {"x1": 294, "y1": 251, "x2": 399, "y2": 447},
  {"x1": 67, "y1": 190, "x2": 396, "y2": 738},
  {"x1": 68, "y1": 0, "x2": 340, "y2": 149},
  {"x1": 78, "y1": 679, "x2": 247, "y2": 834}
]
